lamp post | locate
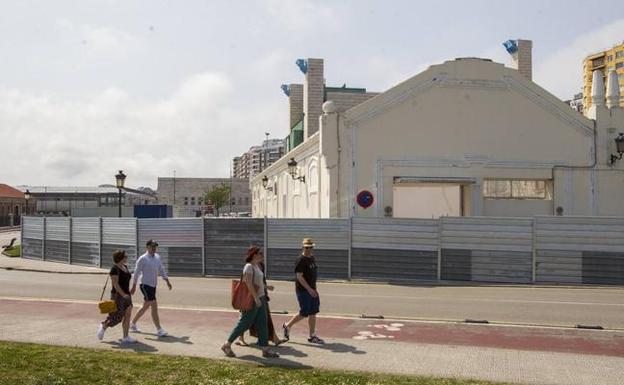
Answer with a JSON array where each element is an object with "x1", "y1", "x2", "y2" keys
[
  {"x1": 262, "y1": 175, "x2": 272, "y2": 217},
  {"x1": 609, "y1": 133, "x2": 624, "y2": 166},
  {"x1": 24, "y1": 189, "x2": 31, "y2": 216},
  {"x1": 115, "y1": 170, "x2": 126, "y2": 217},
  {"x1": 287, "y1": 158, "x2": 305, "y2": 183}
]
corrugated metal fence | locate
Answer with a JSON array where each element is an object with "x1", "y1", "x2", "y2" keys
[{"x1": 19, "y1": 216, "x2": 624, "y2": 285}]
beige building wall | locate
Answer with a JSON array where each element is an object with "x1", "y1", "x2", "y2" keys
[{"x1": 251, "y1": 58, "x2": 624, "y2": 219}]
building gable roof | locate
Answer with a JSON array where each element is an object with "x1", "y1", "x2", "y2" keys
[
  {"x1": 0, "y1": 184, "x2": 25, "y2": 199},
  {"x1": 344, "y1": 58, "x2": 593, "y2": 137}
]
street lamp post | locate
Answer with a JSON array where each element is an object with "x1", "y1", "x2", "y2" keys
[
  {"x1": 24, "y1": 189, "x2": 31, "y2": 216},
  {"x1": 115, "y1": 170, "x2": 126, "y2": 218}
]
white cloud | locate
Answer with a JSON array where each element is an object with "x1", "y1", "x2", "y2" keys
[
  {"x1": 55, "y1": 18, "x2": 144, "y2": 56},
  {"x1": 535, "y1": 19, "x2": 624, "y2": 99},
  {"x1": 0, "y1": 72, "x2": 251, "y2": 187},
  {"x1": 259, "y1": 0, "x2": 341, "y2": 32}
]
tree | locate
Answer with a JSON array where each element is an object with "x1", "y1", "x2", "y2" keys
[{"x1": 204, "y1": 183, "x2": 230, "y2": 216}]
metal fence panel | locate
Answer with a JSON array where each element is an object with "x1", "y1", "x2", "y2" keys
[
  {"x1": 535, "y1": 216, "x2": 624, "y2": 284},
  {"x1": 204, "y1": 219, "x2": 264, "y2": 276},
  {"x1": 267, "y1": 219, "x2": 349, "y2": 250},
  {"x1": 69, "y1": 217, "x2": 100, "y2": 266},
  {"x1": 102, "y1": 218, "x2": 137, "y2": 268},
  {"x1": 351, "y1": 218, "x2": 438, "y2": 280},
  {"x1": 267, "y1": 248, "x2": 349, "y2": 280},
  {"x1": 440, "y1": 217, "x2": 533, "y2": 283},
  {"x1": 43, "y1": 218, "x2": 69, "y2": 263},
  {"x1": 22, "y1": 216, "x2": 44, "y2": 239},
  {"x1": 22, "y1": 238, "x2": 43, "y2": 260},
  {"x1": 22, "y1": 217, "x2": 44, "y2": 260},
  {"x1": 352, "y1": 217, "x2": 438, "y2": 251},
  {"x1": 168, "y1": 247, "x2": 203, "y2": 276}
]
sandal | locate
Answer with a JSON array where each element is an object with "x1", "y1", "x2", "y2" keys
[
  {"x1": 235, "y1": 340, "x2": 249, "y2": 347},
  {"x1": 262, "y1": 349, "x2": 279, "y2": 358},
  {"x1": 307, "y1": 336, "x2": 325, "y2": 344},
  {"x1": 221, "y1": 344, "x2": 236, "y2": 357},
  {"x1": 274, "y1": 338, "x2": 288, "y2": 346}
]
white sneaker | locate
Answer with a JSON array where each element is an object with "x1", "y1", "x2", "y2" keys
[
  {"x1": 121, "y1": 335, "x2": 137, "y2": 344},
  {"x1": 97, "y1": 324, "x2": 106, "y2": 341},
  {"x1": 157, "y1": 328, "x2": 168, "y2": 337},
  {"x1": 130, "y1": 323, "x2": 140, "y2": 333}
]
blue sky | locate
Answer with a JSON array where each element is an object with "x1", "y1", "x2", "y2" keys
[{"x1": 1, "y1": 0, "x2": 623, "y2": 187}]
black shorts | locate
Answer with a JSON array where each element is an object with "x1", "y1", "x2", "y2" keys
[{"x1": 139, "y1": 284, "x2": 157, "y2": 301}]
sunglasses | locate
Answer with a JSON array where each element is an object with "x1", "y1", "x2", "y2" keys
[{"x1": 303, "y1": 246, "x2": 313, "y2": 249}]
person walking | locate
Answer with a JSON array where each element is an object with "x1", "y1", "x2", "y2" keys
[
  {"x1": 236, "y1": 261, "x2": 287, "y2": 347},
  {"x1": 97, "y1": 250, "x2": 136, "y2": 344},
  {"x1": 282, "y1": 238, "x2": 324, "y2": 344},
  {"x1": 221, "y1": 246, "x2": 279, "y2": 358},
  {"x1": 130, "y1": 239, "x2": 172, "y2": 337}
]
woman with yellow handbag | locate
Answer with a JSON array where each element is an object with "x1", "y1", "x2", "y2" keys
[{"x1": 97, "y1": 250, "x2": 136, "y2": 344}]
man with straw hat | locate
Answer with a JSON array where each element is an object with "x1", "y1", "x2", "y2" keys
[{"x1": 281, "y1": 238, "x2": 324, "y2": 344}]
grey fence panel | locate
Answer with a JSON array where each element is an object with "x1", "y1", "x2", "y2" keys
[
  {"x1": 70, "y1": 217, "x2": 100, "y2": 266},
  {"x1": 102, "y1": 218, "x2": 138, "y2": 269},
  {"x1": 22, "y1": 217, "x2": 44, "y2": 260},
  {"x1": 267, "y1": 219, "x2": 349, "y2": 250},
  {"x1": 22, "y1": 238, "x2": 43, "y2": 260},
  {"x1": 204, "y1": 219, "x2": 264, "y2": 277},
  {"x1": 138, "y1": 218, "x2": 203, "y2": 275},
  {"x1": 440, "y1": 217, "x2": 533, "y2": 283},
  {"x1": 168, "y1": 247, "x2": 203, "y2": 276},
  {"x1": 268, "y1": 248, "x2": 348, "y2": 280},
  {"x1": 351, "y1": 248, "x2": 437, "y2": 280},
  {"x1": 267, "y1": 219, "x2": 349, "y2": 279},
  {"x1": 44, "y1": 218, "x2": 70, "y2": 263},
  {"x1": 351, "y1": 218, "x2": 438, "y2": 280},
  {"x1": 535, "y1": 216, "x2": 624, "y2": 284}
]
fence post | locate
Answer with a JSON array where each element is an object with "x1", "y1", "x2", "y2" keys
[
  {"x1": 135, "y1": 217, "x2": 140, "y2": 264},
  {"x1": 68, "y1": 216, "x2": 72, "y2": 264},
  {"x1": 42, "y1": 217, "x2": 46, "y2": 261},
  {"x1": 263, "y1": 216, "x2": 268, "y2": 278},
  {"x1": 201, "y1": 217, "x2": 206, "y2": 277},
  {"x1": 437, "y1": 217, "x2": 443, "y2": 281},
  {"x1": 347, "y1": 216, "x2": 352, "y2": 280},
  {"x1": 20, "y1": 217, "x2": 24, "y2": 259},
  {"x1": 532, "y1": 216, "x2": 537, "y2": 283},
  {"x1": 98, "y1": 217, "x2": 103, "y2": 268}
]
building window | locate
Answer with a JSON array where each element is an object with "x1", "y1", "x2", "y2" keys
[
  {"x1": 483, "y1": 180, "x2": 553, "y2": 200},
  {"x1": 616, "y1": 51, "x2": 624, "y2": 59},
  {"x1": 184, "y1": 197, "x2": 188, "y2": 206},
  {"x1": 607, "y1": 55, "x2": 613, "y2": 61},
  {"x1": 592, "y1": 57, "x2": 605, "y2": 67},
  {"x1": 616, "y1": 62, "x2": 624, "y2": 70}
]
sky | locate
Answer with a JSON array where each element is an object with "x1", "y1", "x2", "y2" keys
[{"x1": 1, "y1": 0, "x2": 623, "y2": 188}]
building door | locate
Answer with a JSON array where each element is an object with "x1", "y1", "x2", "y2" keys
[{"x1": 393, "y1": 183, "x2": 463, "y2": 218}]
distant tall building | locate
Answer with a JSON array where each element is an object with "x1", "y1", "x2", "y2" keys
[
  {"x1": 566, "y1": 92, "x2": 584, "y2": 113},
  {"x1": 233, "y1": 138, "x2": 285, "y2": 180},
  {"x1": 583, "y1": 41, "x2": 624, "y2": 109}
]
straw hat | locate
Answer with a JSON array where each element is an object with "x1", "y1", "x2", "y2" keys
[{"x1": 302, "y1": 238, "x2": 315, "y2": 247}]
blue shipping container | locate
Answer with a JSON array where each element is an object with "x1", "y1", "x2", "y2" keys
[{"x1": 134, "y1": 205, "x2": 172, "y2": 218}]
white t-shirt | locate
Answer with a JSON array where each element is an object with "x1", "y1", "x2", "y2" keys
[{"x1": 243, "y1": 263, "x2": 265, "y2": 297}]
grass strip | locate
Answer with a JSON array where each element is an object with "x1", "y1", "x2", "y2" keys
[{"x1": 0, "y1": 340, "x2": 508, "y2": 385}]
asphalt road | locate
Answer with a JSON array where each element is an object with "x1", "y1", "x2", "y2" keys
[{"x1": 1, "y1": 267, "x2": 622, "y2": 329}]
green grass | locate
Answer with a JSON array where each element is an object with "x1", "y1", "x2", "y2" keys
[
  {"x1": 1, "y1": 244, "x2": 20, "y2": 258},
  {"x1": 0, "y1": 341, "x2": 508, "y2": 385}
]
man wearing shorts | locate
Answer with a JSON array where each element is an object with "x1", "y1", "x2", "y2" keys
[
  {"x1": 130, "y1": 239, "x2": 172, "y2": 337},
  {"x1": 282, "y1": 238, "x2": 324, "y2": 344}
]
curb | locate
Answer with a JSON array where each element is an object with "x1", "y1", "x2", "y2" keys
[{"x1": 0, "y1": 266, "x2": 108, "y2": 275}]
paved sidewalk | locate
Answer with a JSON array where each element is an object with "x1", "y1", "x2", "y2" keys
[
  {"x1": 0, "y1": 254, "x2": 107, "y2": 274},
  {"x1": 1, "y1": 297, "x2": 623, "y2": 385}
]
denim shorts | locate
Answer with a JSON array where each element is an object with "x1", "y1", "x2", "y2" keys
[{"x1": 296, "y1": 289, "x2": 320, "y2": 317}]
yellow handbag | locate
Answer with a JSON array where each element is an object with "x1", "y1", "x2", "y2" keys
[{"x1": 98, "y1": 275, "x2": 117, "y2": 314}]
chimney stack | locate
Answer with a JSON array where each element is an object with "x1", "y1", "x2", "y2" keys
[
  {"x1": 503, "y1": 39, "x2": 533, "y2": 80},
  {"x1": 606, "y1": 69, "x2": 620, "y2": 109},
  {"x1": 591, "y1": 69, "x2": 605, "y2": 107},
  {"x1": 287, "y1": 84, "x2": 304, "y2": 128},
  {"x1": 299, "y1": 58, "x2": 324, "y2": 139}
]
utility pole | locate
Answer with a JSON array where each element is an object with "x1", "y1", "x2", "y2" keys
[
  {"x1": 172, "y1": 169, "x2": 176, "y2": 207},
  {"x1": 264, "y1": 132, "x2": 270, "y2": 170}
]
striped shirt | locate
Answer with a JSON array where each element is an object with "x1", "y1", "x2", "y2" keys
[{"x1": 133, "y1": 252, "x2": 168, "y2": 288}]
